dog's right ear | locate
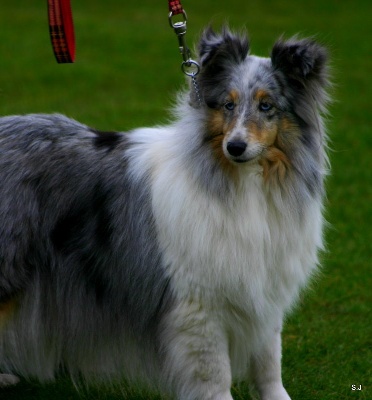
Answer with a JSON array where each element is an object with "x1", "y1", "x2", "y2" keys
[
  {"x1": 198, "y1": 26, "x2": 249, "y2": 68},
  {"x1": 194, "y1": 27, "x2": 249, "y2": 108}
]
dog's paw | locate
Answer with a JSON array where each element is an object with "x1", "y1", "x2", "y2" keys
[
  {"x1": 0, "y1": 373, "x2": 20, "y2": 387},
  {"x1": 258, "y1": 382, "x2": 291, "y2": 400}
]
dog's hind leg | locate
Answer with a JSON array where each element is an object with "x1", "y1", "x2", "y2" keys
[{"x1": 160, "y1": 300, "x2": 233, "y2": 400}]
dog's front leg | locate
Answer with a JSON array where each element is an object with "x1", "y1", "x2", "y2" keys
[
  {"x1": 251, "y1": 320, "x2": 291, "y2": 400},
  {"x1": 160, "y1": 298, "x2": 233, "y2": 400}
]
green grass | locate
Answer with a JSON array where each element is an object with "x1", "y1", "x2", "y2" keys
[{"x1": 1, "y1": 0, "x2": 371, "y2": 399}]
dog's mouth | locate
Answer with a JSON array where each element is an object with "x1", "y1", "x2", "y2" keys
[
  {"x1": 230, "y1": 155, "x2": 260, "y2": 164},
  {"x1": 224, "y1": 140, "x2": 264, "y2": 164},
  {"x1": 227, "y1": 149, "x2": 263, "y2": 165}
]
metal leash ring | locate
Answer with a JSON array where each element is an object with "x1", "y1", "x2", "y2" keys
[
  {"x1": 168, "y1": 0, "x2": 203, "y2": 106},
  {"x1": 181, "y1": 60, "x2": 200, "y2": 77}
]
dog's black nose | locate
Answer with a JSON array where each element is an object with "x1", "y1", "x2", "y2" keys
[{"x1": 226, "y1": 141, "x2": 247, "y2": 157}]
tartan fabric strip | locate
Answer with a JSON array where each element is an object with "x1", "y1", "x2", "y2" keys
[
  {"x1": 168, "y1": 0, "x2": 184, "y2": 15},
  {"x1": 47, "y1": 0, "x2": 75, "y2": 63},
  {"x1": 49, "y1": 26, "x2": 71, "y2": 63}
]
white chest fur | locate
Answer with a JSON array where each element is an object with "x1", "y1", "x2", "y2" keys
[{"x1": 151, "y1": 155, "x2": 323, "y2": 318}]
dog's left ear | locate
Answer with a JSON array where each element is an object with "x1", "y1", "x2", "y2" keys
[{"x1": 271, "y1": 37, "x2": 329, "y2": 89}]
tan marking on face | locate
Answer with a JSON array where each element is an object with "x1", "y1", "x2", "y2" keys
[
  {"x1": 248, "y1": 121, "x2": 278, "y2": 147},
  {"x1": 259, "y1": 116, "x2": 301, "y2": 184},
  {"x1": 229, "y1": 89, "x2": 240, "y2": 104},
  {"x1": 207, "y1": 89, "x2": 240, "y2": 136},
  {"x1": 206, "y1": 108, "x2": 239, "y2": 176},
  {"x1": 276, "y1": 115, "x2": 301, "y2": 148},
  {"x1": 280, "y1": 116, "x2": 295, "y2": 132},
  {"x1": 260, "y1": 147, "x2": 290, "y2": 183},
  {"x1": 207, "y1": 108, "x2": 225, "y2": 136},
  {"x1": 254, "y1": 89, "x2": 270, "y2": 102}
]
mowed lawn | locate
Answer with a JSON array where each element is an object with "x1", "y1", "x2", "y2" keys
[{"x1": 1, "y1": 1, "x2": 371, "y2": 399}]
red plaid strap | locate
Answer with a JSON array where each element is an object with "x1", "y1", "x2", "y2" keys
[
  {"x1": 168, "y1": 0, "x2": 184, "y2": 15},
  {"x1": 47, "y1": 0, "x2": 75, "y2": 63}
]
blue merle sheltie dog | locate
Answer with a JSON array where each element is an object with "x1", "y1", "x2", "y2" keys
[{"x1": 0, "y1": 27, "x2": 330, "y2": 400}]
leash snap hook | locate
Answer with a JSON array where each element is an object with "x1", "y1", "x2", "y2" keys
[
  {"x1": 168, "y1": 9, "x2": 187, "y2": 29},
  {"x1": 168, "y1": 3, "x2": 202, "y2": 106},
  {"x1": 169, "y1": 11, "x2": 191, "y2": 63}
]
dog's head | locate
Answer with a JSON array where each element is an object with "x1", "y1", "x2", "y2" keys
[{"x1": 195, "y1": 27, "x2": 330, "y2": 181}]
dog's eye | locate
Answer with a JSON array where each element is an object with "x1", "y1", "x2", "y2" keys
[
  {"x1": 259, "y1": 102, "x2": 273, "y2": 112},
  {"x1": 224, "y1": 102, "x2": 235, "y2": 111}
]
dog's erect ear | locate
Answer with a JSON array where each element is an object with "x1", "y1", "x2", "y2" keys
[
  {"x1": 198, "y1": 26, "x2": 249, "y2": 67},
  {"x1": 271, "y1": 37, "x2": 328, "y2": 88}
]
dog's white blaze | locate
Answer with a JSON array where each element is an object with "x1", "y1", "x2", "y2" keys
[{"x1": 240, "y1": 55, "x2": 269, "y2": 88}]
